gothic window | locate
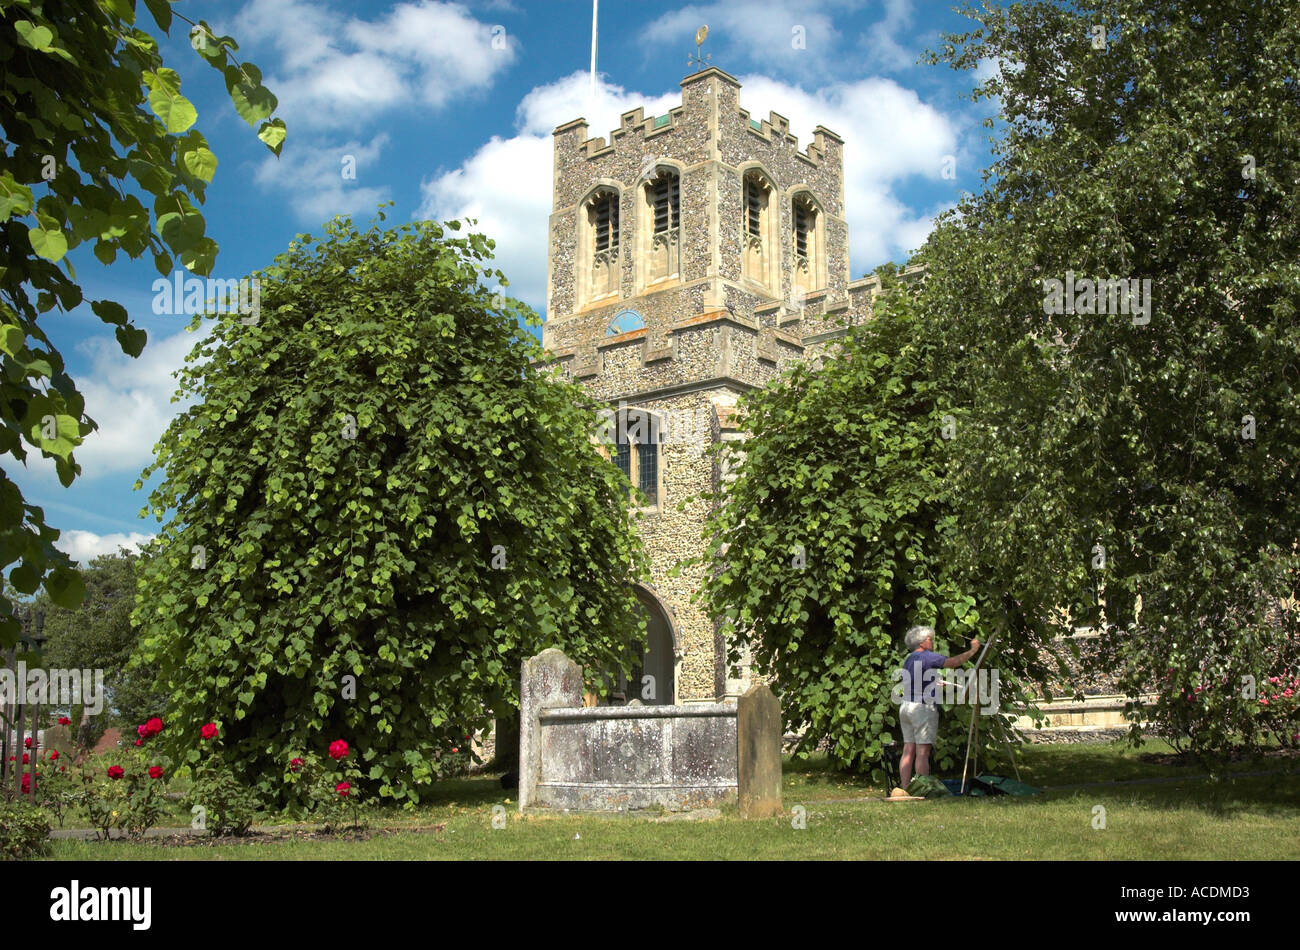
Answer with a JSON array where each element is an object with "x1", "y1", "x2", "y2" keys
[
  {"x1": 580, "y1": 188, "x2": 621, "y2": 305},
  {"x1": 608, "y1": 408, "x2": 661, "y2": 508},
  {"x1": 741, "y1": 170, "x2": 776, "y2": 294},
  {"x1": 639, "y1": 168, "x2": 680, "y2": 289},
  {"x1": 792, "y1": 192, "x2": 825, "y2": 296}
]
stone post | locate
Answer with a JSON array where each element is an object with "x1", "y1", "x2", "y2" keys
[
  {"x1": 737, "y1": 682, "x2": 782, "y2": 818},
  {"x1": 518, "y1": 649, "x2": 584, "y2": 811}
]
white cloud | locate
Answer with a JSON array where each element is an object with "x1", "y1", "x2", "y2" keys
[
  {"x1": 734, "y1": 73, "x2": 958, "y2": 263},
  {"x1": 254, "y1": 133, "x2": 391, "y2": 225},
  {"x1": 57, "y1": 530, "x2": 154, "y2": 565},
  {"x1": 856, "y1": 0, "x2": 921, "y2": 71},
  {"x1": 419, "y1": 69, "x2": 958, "y2": 309},
  {"x1": 233, "y1": 0, "x2": 517, "y2": 131}
]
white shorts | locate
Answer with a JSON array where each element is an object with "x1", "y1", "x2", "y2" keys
[{"x1": 900, "y1": 701, "x2": 939, "y2": 745}]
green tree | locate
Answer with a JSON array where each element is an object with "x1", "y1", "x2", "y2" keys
[
  {"x1": 135, "y1": 211, "x2": 649, "y2": 804},
  {"x1": 694, "y1": 272, "x2": 1037, "y2": 775},
  {"x1": 0, "y1": 0, "x2": 285, "y2": 645},
  {"x1": 36, "y1": 550, "x2": 165, "y2": 731},
  {"x1": 921, "y1": 0, "x2": 1300, "y2": 758}
]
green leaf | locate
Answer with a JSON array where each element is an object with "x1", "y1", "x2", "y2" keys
[
  {"x1": 45, "y1": 566, "x2": 85, "y2": 609},
  {"x1": 144, "y1": 68, "x2": 198, "y2": 133},
  {"x1": 91, "y1": 300, "x2": 130, "y2": 327},
  {"x1": 256, "y1": 119, "x2": 286, "y2": 156},
  {"x1": 156, "y1": 210, "x2": 204, "y2": 253},
  {"x1": 27, "y1": 226, "x2": 68, "y2": 262},
  {"x1": 103, "y1": 0, "x2": 137, "y2": 25},
  {"x1": 10, "y1": 562, "x2": 40, "y2": 595},
  {"x1": 225, "y1": 65, "x2": 277, "y2": 127},
  {"x1": 14, "y1": 21, "x2": 54, "y2": 52},
  {"x1": 182, "y1": 146, "x2": 218, "y2": 182},
  {"x1": 116, "y1": 325, "x2": 148, "y2": 358},
  {"x1": 143, "y1": 0, "x2": 172, "y2": 32},
  {"x1": 0, "y1": 175, "x2": 35, "y2": 218},
  {"x1": 0, "y1": 325, "x2": 25, "y2": 356}
]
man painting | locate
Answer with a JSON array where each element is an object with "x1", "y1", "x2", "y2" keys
[{"x1": 897, "y1": 625, "x2": 980, "y2": 789}]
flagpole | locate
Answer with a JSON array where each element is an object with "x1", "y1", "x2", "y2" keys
[{"x1": 589, "y1": 0, "x2": 598, "y2": 111}]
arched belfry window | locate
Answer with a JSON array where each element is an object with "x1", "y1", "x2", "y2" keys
[
  {"x1": 579, "y1": 188, "x2": 621, "y2": 305},
  {"x1": 742, "y1": 170, "x2": 777, "y2": 294},
  {"x1": 792, "y1": 192, "x2": 826, "y2": 295},
  {"x1": 638, "y1": 167, "x2": 680, "y2": 290}
]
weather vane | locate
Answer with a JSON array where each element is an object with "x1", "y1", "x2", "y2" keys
[{"x1": 689, "y1": 25, "x2": 710, "y2": 71}]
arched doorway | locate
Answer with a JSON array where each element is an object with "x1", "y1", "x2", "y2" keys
[{"x1": 611, "y1": 585, "x2": 679, "y2": 705}]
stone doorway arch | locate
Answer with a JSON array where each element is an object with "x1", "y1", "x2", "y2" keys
[{"x1": 611, "y1": 584, "x2": 681, "y2": 706}]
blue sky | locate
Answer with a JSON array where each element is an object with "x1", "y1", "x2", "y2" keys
[{"x1": 12, "y1": 0, "x2": 1001, "y2": 563}]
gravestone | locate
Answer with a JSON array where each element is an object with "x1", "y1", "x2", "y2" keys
[
  {"x1": 44, "y1": 723, "x2": 73, "y2": 760},
  {"x1": 737, "y1": 683, "x2": 782, "y2": 818},
  {"x1": 518, "y1": 648, "x2": 584, "y2": 810}
]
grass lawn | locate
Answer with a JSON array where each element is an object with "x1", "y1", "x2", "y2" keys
[{"x1": 44, "y1": 740, "x2": 1300, "y2": 860}]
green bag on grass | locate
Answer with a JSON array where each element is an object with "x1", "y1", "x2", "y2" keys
[{"x1": 905, "y1": 774, "x2": 953, "y2": 798}]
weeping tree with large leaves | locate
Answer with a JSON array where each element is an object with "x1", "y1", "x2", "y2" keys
[
  {"x1": 698, "y1": 0, "x2": 1300, "y2": 770},
  {"x1": 922, "y1": 0, "x2": 1300, "y2": 759},
  {"x1": 0, "y1": 0, "x2": 285, "y2": 643},
  {"x1": 135, "y1": 212, "x2": 649, "y2": 804},
  {"x1": 694, "y1": 270, "x2": 1048, "y2": 777}
]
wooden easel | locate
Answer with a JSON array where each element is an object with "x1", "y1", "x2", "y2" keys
[{"x1": 959, "y1": 629, "x2": 1021, "y2": 793}]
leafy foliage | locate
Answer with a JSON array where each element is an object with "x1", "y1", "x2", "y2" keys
[
  {"x1": 694, "y1": 274, "x2": 1033, "y2": 775},
  {"x1": 0, "y1": 799, "x2": 50, "y2": 859},
  {"x1": 34, "y1": 551, "x2": 166, "y2": 729},
  {"x1": 700, "y1": 0, "x2": 1300, "y2": 766},
  {"x1": 919, "y1": 0, "x2": 1300, "y2": 758},
  {"x1": 0, "y1": 0, "x2": 284, "y2": 645},
  {"x1": 136, "y1": 211, "x2": 649, "y2": 804}
]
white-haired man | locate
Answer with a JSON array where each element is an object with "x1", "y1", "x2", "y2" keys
[{"x1": 898, "y1": 625, "x2": 980, "y2": 789}]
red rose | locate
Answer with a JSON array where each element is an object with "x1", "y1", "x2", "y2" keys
[
  {"x1": 24, "y1": 736, "x2": 34, "y2": 749},
  {"x1": 335, "y1": 781, "x2": 351, "y2": 797},
  {"x1": 21, "y1": 753, "x2": 29, "y2": 764},
  {"x1": 49, "y1": 750, "x2": 59, "y2": 761},
  {"x1": 142, "y1": 717, "x2": 164, "y2": 737},
  {"x1": 107, "y1": 765, "x2": 125, "y2": 780},
  {"x1": 148, "y1": 766, "x2": 164, "y2": 779},
  {"x1": 451, "y1": 747, "x2": 459, "y2": 754},
  {"x1": 328, "y1": 739, "x2": 349, "y2": 760},
  {"x1": 20, "y1": 773, "x2": 32, "y2": 794},
  {"x1": 58, "y1": 716, "x2": 71, "y2": 725},
  {"x1": 59, "y1": 765, "x2": 66, "y2": 772},
  {"x1": 200, "y1": 722, "x2": 219, "y2": 740},
  {"x1": 290, "y1": 757, "x2": 304, "y2": 772},
  {"x1": 134, "y1": 739, "x2": 143, "y2": 746}
]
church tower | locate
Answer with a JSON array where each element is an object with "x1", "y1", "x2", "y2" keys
[{"x1": 543, "y1": 67, "x2": 883, "y2": 704}]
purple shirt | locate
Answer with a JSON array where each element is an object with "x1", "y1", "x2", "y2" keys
[{"x1": 902, "y1": 649, "x2": 948, "y2": 704}]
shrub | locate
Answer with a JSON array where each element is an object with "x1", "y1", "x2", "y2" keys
[
  {"x1": 181, "y1": 721, "x2": 259, "y2": 836},
  {"x1": 0, "y1": 800, "x2": 51, "y2": 860},
  {"x1": 184, "y1": 763, "x2": 258, "y2": 836}
]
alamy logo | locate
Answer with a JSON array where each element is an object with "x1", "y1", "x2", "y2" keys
[
  {"x1": 890, "y1": 665, "x2": 1001, "y2": 714},
  {"x1": 0, "y1": 663, "x2": 104, "y2": 714},
  {"x1": 152, "y1": 270, "x2": 260, "y2": 324},
  {"x1": 1041, "y1": 270, "x2": 1151, "y2": 325},
  {"x1": 49, "y1": 881, "x2": 151, "y2": 930}
]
